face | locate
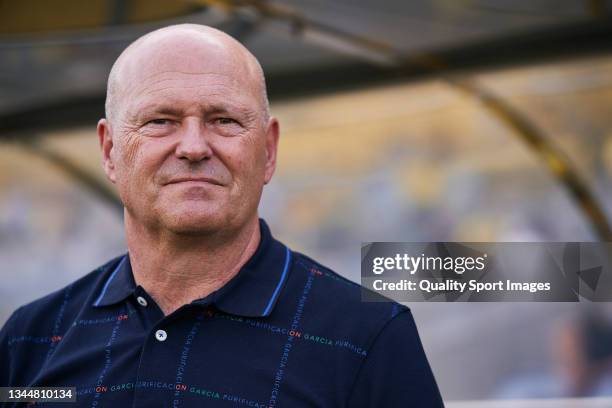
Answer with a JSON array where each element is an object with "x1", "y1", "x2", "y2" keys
[{"x1": 98, "y1": 33, "x2": 279, "y2": 236}]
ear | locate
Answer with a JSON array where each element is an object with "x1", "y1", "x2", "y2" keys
[
  {"x1": 97, "y1": 118, "x2": 117, "y2": 184},
  {"x1": 263, "y1": 117, "x2": 280, "y2": 185}
]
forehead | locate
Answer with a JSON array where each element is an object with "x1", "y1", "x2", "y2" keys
[
  {"x1": 117, "y1": 32, "x2": 261, "y2": 116},
  {"x1": 128, "y1": 71, "x2": 256, "y2": 116}
]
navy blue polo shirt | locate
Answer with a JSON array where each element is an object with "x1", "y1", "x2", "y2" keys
[{"x1": 0, "y1": 219, "x2": 443, "y2": 407}]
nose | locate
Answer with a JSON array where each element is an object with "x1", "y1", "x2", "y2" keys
[{"x1": 175, "y1": 118, "x2": 213, "y2": 162}]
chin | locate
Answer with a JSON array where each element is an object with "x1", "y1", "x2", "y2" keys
[{"x1": 162, "y1": 207, "x2": 231, "y2": 235}]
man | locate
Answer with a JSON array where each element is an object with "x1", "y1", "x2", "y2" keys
[{"x1": 0, "y1": 24, "x2": 443, "y2": 407}]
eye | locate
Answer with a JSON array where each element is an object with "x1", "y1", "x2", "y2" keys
[
  {"x1": 146, "y1": 118, "x2": 172, "y2": 126},
  {"x1": 214, "y1": 117, "x2": 240, "y2": 126}
]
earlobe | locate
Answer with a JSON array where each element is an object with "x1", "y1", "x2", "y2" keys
[{"x1": 97, "y1": 118, "x2": 117, "y2": 184}]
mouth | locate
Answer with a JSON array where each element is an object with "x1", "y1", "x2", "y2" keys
[{"x1": 165, "y1": 177, "x2": 223, "y2": 186}]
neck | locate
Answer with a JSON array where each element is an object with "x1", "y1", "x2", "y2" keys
[{"x1": 124, "y1": 212, "x2": 261, "y2": 316}]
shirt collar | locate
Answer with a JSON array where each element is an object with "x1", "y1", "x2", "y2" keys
[{"x1": 92, "y1": 219, "x2": 292, "y2": 318}]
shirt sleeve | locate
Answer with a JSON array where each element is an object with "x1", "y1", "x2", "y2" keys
[{"x1": 346, "y1": 309, "x2": 444, "y2": 407}]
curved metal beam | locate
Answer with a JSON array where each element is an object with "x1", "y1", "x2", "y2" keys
[
  {"x1": 3, "y1": 1, "x2": 611, "y2": 238},
  {"x1": 202, "y1": 0, "x2": 612, "y2": 240},
  {"x1": 451, "y1": 79, "x2": 612, "y2": 240}
]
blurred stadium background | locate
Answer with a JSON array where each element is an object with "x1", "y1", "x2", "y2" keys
[{"x1": 2, "y1": 0, "x2": 612, "y2": 404}]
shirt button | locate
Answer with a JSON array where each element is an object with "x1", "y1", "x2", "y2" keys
[
  {"x1": 136, "y1": 296, "x2": 148, "y2": 307},
  {"x1": 155, "y1": 329, "x2": 167, "y2": 342}
]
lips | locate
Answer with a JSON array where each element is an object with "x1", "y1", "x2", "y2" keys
[{"x1": 165, "y1": 177, "x2": 223, "y2": 186}]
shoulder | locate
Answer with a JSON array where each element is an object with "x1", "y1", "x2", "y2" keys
[
  {"x1": 287, "y1": 250, "x2": 410, "y2": 347},
  {"x1": 5, "y1": 255, "x2": 123, "y2": 332}
]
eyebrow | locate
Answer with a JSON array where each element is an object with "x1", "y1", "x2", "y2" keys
[
  {"x1": 207, "y1": 104, "x2": 253, "y2": 117},
  {"x1": 124, "y1": 104, "x2": 177, "y2": 124},
  {"x1": 130, "y1": 102, "x2": 256, "y2": 122}
]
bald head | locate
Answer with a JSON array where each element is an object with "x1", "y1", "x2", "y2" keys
[{"x1": 105, "y1": 24, "x2": 269, "y2": 126}]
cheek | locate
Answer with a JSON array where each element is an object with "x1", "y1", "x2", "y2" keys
[
  {"x1": 115, "y1": 136, "x2": 164, "y2": 189},
  {"x1": 228, "y1": 139, "x2": 267, "y2": 183},
  {"x1": 123, "y1": 137, "x2": 141, "y2": 166}
]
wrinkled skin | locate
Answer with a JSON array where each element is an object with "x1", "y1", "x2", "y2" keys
[{"x1": 98, "y1": 26, "x2": 279, "y2": 239}]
